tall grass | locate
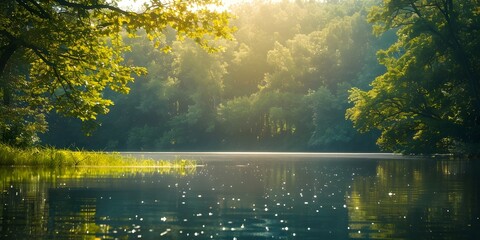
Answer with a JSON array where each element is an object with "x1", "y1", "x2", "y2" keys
[{"x1": 0, "y1": 143, "x2": 195, "y2": 169}]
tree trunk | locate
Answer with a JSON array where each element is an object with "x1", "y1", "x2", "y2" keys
[{"x1": 0, "y1": 42, "x2": 18, "y2": 106}]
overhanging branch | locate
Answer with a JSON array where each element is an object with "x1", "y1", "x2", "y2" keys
[
  {"x1": 15, "y1": 0, "x2": 51, "y2": 19},
  {"x1": 54, "y1": 0, "x2": 134, "y2": 16}
]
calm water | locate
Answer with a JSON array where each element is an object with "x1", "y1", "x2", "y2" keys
[{"x1": 1, "y1": 153, "x2": 479, "y2": 239}]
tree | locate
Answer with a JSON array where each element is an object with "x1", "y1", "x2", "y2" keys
[
  {"x1": 346, "y1": 0, "x2": 480, "y2": 155},
  {"x1": 0, "y1": 0, "x2": 233, "y2": 146},
  {"x1": 40, "y1": 0, "x2": 386, "y2": 152},
  {"x1": 158, "y1": 40, "x2": 227, "y2": 150}
]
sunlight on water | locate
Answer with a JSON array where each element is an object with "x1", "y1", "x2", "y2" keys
[{"x1": 0, "y1": 156, "x2": 479, "y2": 239}]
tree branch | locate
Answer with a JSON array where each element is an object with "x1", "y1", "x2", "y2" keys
[
  {"x1": 53, "y1": 0, "x2": 134, "y2": 16},
  {"x1": 0, "y1": 29, "x2": 82, "y2": 110},
  {"x1": 15, "y1": 0, "x2": 51, "y2": 19},
  {"x1": 30, "y1": 47, "x2": 82, "y2": 110}
]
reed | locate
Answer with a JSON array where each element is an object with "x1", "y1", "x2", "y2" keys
[{"x1": 0, "y1": 143, "x2": 195, "y2": 169}]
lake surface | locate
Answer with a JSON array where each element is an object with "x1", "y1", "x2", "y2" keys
[{"x1": 1, "y1": 153, "x2": 479, "y2": 239}]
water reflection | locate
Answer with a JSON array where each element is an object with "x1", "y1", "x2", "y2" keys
[
  {"x1": 347, "y1": 159, "x2": 480, "y2": 240},
  {"x1": 0, "y1": 158, "x2": 479, "y2": 239}
]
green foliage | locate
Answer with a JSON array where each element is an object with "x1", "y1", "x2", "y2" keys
[
  {"x1": 0, "y1": 0, "x2": 234, "y2": 146},
  {"x1": 43, "y1": 0, "x2": 384, "y2": 152},
  {"x1": 347, "y1": 0, "x2": 480, "y2": 155},
  {"x1": 307, "y1": 87, "x2": 350, "y2": 147}
]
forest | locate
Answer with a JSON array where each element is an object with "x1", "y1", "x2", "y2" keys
[
  {"x1": 41, "y1": 1, "x2": 384, "y2": 152},
  {"x1": 2, "y1": 0, "x2": 479, "y2": 154}
]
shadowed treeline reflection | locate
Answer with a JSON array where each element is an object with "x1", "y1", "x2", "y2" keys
[
  {"x1": 0, "y1": 167, "x2": 194, "y2": 239},
  {"x1": 347, "y1": 159, "x2": 480, "y2": 240},
  {"x1": 0, "y1": 158, "x2": 479, "y2": 239}
]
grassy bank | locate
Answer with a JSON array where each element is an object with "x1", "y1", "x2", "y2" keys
[{"x1": 0, "y1": 143, "x2": 195, "y2": 169}]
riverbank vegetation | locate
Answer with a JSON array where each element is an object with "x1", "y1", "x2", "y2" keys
[{"x1": 0, "y1": 143, "x2": 196, "y2": 169}]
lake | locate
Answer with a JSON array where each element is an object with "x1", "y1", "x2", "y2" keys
[{"x1": 1, "y1": 153, "x2": 479, "y2": 239}]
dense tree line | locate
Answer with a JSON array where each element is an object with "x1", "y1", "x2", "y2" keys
[
  {"x1": 0, "y1": 0, "x2": 233, "y2": 147},
  {"x1": 9, "y1": 0, "x2": 478, "y2": 154},
  {"x1": 43, "y1": 0, "x2": 386, "y2": 151}
]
